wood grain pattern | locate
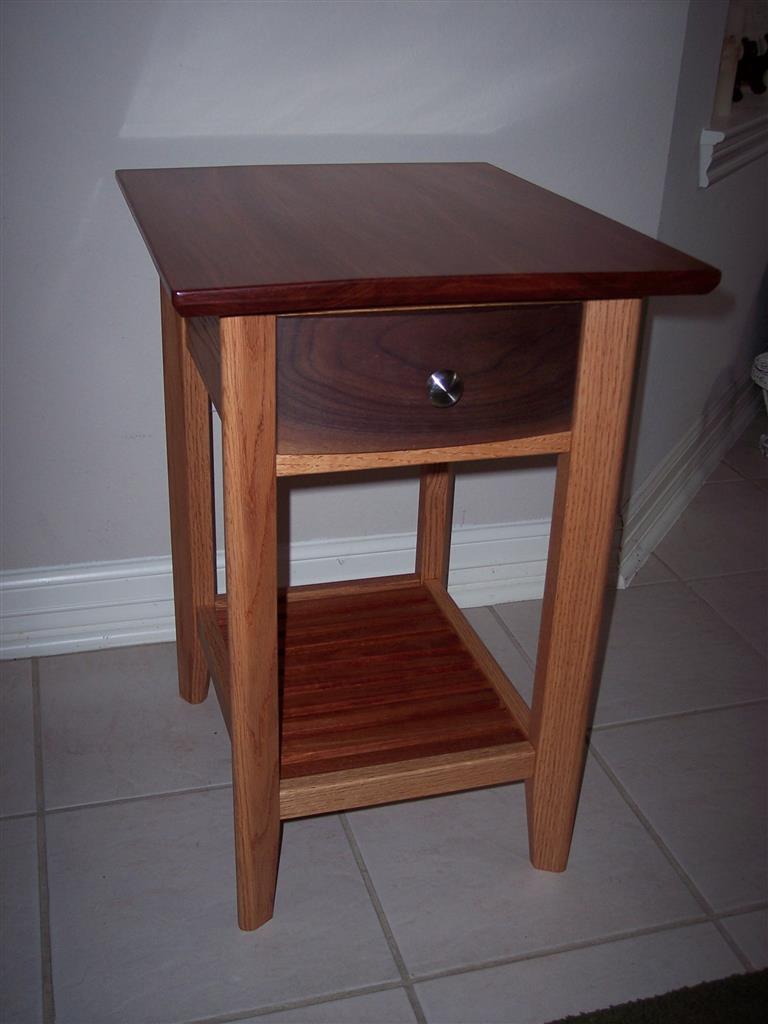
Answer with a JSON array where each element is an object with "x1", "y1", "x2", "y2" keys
[
  {"x1": 186, "y1": 316, "x2": 221, "y2": 414},
  {"x1": 159, "y1": 287, "x2": 215, "y2": 704},
  {"x1": 208, "y1": 581, "x2": 526, "y2": 779},
  {"x1": 426, "y1": 581, "x2": 531, "y2": 733},
  {"x1": 220, "y1": 313, "x2": 280, "y2": 931},
  {"x1": 276, "y1": 431, "x2": 571, "y2": 476},
  {"x1": 197, "y1": 606, "x2": 230, "y2": 734},
  {"x1": 276, "y1": 305, "x2": 580, "y2": 453},
  {"x1": 525, "y1": 299, "x2": 643, "y2": 871},
  {"x1": 117, "y1": 163, "x2": 720, "y2": 316},
  {"x1": 281, "y1": 574, "x2": 421, "y2": 603},
  {"x1": 279, "y1": 743, "x2": 534, "y2": 819},
  {"x1": 415, "y1": 465, "x2": 455, "y2": 585},
  {"x1": 199, "y1": 582, "x2": 534, "y2": 818}
]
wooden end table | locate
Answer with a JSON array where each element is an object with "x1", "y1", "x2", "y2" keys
[{"x1": 117, "y1": 163, "x2": 719, "y2": 930}]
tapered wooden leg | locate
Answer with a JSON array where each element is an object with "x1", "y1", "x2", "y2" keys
[
  {"x1": 220, "y1": 314, "x2": 280, "y2": 930},
  {"x1": 415, "y1": 464, "x2": 455, "y2": 585},
  {"x1": 160, "y1": 287, "x2": 215, "y2": 704},
  {"x1": 526, "y1": 299, "x2": 642, "y2": 870}
]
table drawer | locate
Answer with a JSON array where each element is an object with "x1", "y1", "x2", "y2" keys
[{"x1": 276, "y1": 304, "x2": 581, "y2": 454}]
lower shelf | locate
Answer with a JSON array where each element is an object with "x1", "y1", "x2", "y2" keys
[{"x1": 199, "y1": 577, "x2": 534, "y2": 818}]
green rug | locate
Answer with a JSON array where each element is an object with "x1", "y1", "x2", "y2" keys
[{"x1": 549, "y1": 969, "x2": 768, "y2": 1023}]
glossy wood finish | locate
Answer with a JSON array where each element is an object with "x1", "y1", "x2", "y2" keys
[
  {"x1": 276, "y1": 305, "x2": 581, "y2": 453},
  {"x1": 202, "y1": 580, "x2": 530, "y2": 786},
  {"x1": 159, "y1": 287, "x2": 215, "y2": 704},
  {"x1": 525, "y1": 299, "x2": 643, "y2": 871},
  {"x1": 220, "y1": 314, "x2": 280, "y2": 931},
  {"x1": 286, "y1": 583, "x2": 523, "y2": 775},
  {"x1": 116, "y1": 163, "x2": 720, "y2": 316}
]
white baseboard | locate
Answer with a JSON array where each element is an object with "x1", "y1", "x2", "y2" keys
[
  {"x1": 2, "y1": 376, "x2": 758, "y2": 659},
  {"x1": 0, "y1": 520, "x2": 552, "y2": 659},
  {"x1": 618, "y1": 375, "x2": 760, "y2": 587}
]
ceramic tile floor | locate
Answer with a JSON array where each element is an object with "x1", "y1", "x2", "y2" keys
[{"x1": 2, "y1": 419, "x2": 766, "y2": 1024}]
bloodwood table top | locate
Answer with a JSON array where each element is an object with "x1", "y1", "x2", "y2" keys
[{"x1": 116, "y1": 162, "x2": 719, "y2": 317}]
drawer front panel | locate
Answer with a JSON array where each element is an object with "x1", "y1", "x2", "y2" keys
[{"x1": 276, "y1": 304, "x2": 581, "y2": 454}]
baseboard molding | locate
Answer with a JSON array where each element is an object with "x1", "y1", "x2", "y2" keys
[
  {"x1": 0, "y1": 520, "x2": 552, "y2": 659},
  {"x1": 618, "y1": 375, "x2": 760, "y2": 587},
  {"x1": 2, "y1": 377, "x2": 758, "y2": 659}
]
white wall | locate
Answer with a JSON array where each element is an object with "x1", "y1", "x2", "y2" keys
[
  {"x1": 625, "y1": 0, "x2": 768, "y2": 494},
  {"x1": 1, "y1": 0, "x2": 691, "y2": 576}
]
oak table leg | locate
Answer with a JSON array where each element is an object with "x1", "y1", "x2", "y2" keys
[
  {"x1": 525, "y1": 299, "x2": 643, "y2": 870},
  {"x1": 220, "y1": 314, "x2": 281, "y2": 930},
  {"x1": 160, "y1": 287, "x2": 215, "y2": 704},
  {"x1": 415, "y1": 464, "x2": 455, "y2": 586}
]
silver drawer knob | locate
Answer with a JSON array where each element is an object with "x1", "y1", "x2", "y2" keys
[{"x1": 427, "y1": 369, "x2": 463, "y2": 407}]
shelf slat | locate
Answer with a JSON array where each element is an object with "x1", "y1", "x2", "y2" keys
[{"x1": 200, "y1": 579, "x2": 534, "y2": 817}]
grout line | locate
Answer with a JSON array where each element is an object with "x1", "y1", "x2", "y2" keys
[
  {"x1": 43, "y1": 781, "x2": 234, "y2": 817},
  {"x1": 179, "y1": 980, "x2": 407, "y2": 1024},
  {"x1": 339, "y1": 813, "x2": 428, "y2": 1024},
  {"x1": 720, "y1": 449, "x2": 768, "y2": 489},
  {"x1": 0, "y1": 809, "x2": 39, "y2": 822},
  {"x1": 186, "y1": 913, "x2": 735, "y2": 1024},
  {"x1": 646, "y1": 551, "x2": 685, "y2": 584},
  {"x1": 623, "y1": 575, "x2": 680, "y2": 589},
  {"x1": 717, "y1": 900, "x2": 768, "y2": 918},
  {"x1": 588, "y1": 747, "x2": 754, "y2": 972},
  {"x1": 680, "y1": 579, "x2": 768, "y2": 661},
  {"x1": 590, "y1": 697, "x2": 768, "y2": 733},
  {"x1": 489, "y1": 604, "x2": 536, "y2": 672},
  {"x1": 710, "y1": 920, "x2": 756, "y2": 971},
  {"x1": 683, "y1": 566, "x2": 767, "y2": 582},
  {"x1": 407, "y1": 915, "x2": 713, "y2": 985},
  {"x1": 31, "y1": 659, "x2": 55, "y2": 1024}
]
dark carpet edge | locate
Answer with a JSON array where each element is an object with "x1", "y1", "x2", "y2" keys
[{"x1": 547, "y1": 968, "x2": 768, "y2": 1024}]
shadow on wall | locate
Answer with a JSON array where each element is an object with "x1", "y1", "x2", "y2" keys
[{"x1": 620, "y1": 281, "x2": 740, "y2": 504}]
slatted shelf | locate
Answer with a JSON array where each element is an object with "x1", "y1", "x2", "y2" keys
[{"x1": 199, "y1": 579, "x2": 534, "y2": 818}]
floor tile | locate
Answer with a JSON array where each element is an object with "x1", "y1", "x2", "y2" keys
[
  {"x1": 241, "y1": 988, "x2": 417, "y2": 1023},
  {"x1": 346, "y1": 760, "x2": 700, "y2": 976},
  {"x1": 40, "y1": 644, "x2": 232, "y2": 808},
  {"x1": 592, "y1": 704, "x2": 767, "y2": 912},
  {"x1": 464, "y1": 606, "x2": 533, "y2": 703},
  {"x1": 628, "y1": 554, "x2": 677, "y2": 586},
  {"x1": 720, "y1": 909, "x2": 768, "y2": 969},
  {"x1": 0, "y1": 660, "x2": 36, "y2": 817},
  {"x1": 46, "y1": 789, "x2": 398, "y2": 1024},
  {"x1": 494, "y1": 598, "x2": 542, "y2": 662},
  {"x1": 707, "y1": 462, "x2": 742, "y2": 482},
  {"x1": 416, "y1": 924, "x2": 742, "y2": 1024},
  {"x1": 689, "y1": 571, "x2": 767, "y2": 658},
  {"x1": 0, "y1": 816, "x2": 42, "y2": 1024},
  {"x1": 497, "y1": 583, "x2": 767, "y2": 726},
  {"x1": 654, "y1": 480, "x2": 767, "y2": 579},
  {"x1": 723, "y1": 417, "x2": 768, "y2": 480}
]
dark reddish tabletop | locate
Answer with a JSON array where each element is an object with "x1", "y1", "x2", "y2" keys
[{"x1": 116, "y1": 162, "x2": 719, "y2": 317}]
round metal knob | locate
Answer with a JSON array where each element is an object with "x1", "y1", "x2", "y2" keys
[{"x1": 427, "y1": 369, "x2": 463, "y2": 407}]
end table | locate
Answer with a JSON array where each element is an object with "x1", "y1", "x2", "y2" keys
[{"x1": 117, "y1": 163, "x2": 719, "y2": 930}]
